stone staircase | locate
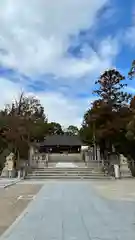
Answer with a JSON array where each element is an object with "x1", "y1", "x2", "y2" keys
[
  {"x1": 26, "y1": 166, "x2": 110, "y2": 180},
  {"x1": 26, "y1": 153, "x2": 111, "y2": 180}
]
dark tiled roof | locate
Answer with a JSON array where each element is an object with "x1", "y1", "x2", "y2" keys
[{"x1": 38, "y1": 135, "x2": 83, "y2": 146}]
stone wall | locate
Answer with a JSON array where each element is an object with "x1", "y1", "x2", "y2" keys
[
  {"x1": 49, "y1": 153, "x2": 82, "y2": 163},
  {"x1": 29, "y1": 145, "x2": 48, "y2": 168}
]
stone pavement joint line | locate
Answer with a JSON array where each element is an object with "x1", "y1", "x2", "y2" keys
[{"x1": 1, "y1": 181, "x2": 135, "y2": 240}]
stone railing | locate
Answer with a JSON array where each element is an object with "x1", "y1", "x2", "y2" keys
[{"x1": 29, "y1": 152, "x2": 49, "y2": 169}]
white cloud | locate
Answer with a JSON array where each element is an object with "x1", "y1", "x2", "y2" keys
[
  {"x1": 125, "y1": 7, "x2": 135, "y2": 48},
  {"x1": 0, "y1": 77, "x2": 93, "y2": 127},
  {"x1": 0, "y1": 0, "x2": 113, "y2": 78},
  {"x1": 38, "y1": 92, "x2": 90, "y2": 127},
  {"x1": 126, "y1": 26, "x2": 135, "y2": 47},
  {"x1": 99, "y1": 37, "x2": 119, "y2": 58},
  {"x1": 0, "y1": 0, "x2": 121, "y2": 126},
  {"x1": 0, "y1": 77, "x2": 21, "y2": 109}
]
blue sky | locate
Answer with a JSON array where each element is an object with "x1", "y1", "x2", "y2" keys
[{"x1": 0, "y1": 0, "x2": 135, "y2": 127}]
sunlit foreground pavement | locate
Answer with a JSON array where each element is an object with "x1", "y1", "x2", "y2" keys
[
  {"x1": 0, "y1": 183, "x2": 42, "y2": 236},
  {"x1": 1, "y1": 180, "x2": 135, "y2": 240}
]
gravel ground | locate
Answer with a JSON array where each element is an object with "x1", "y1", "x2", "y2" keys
[{"x1": 0, "y1": 183, "x2": 43, "y2": 235}]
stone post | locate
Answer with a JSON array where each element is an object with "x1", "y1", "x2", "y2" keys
[
  {"x1": 22, "y1": 169, "x2": 26, "y2": 178},
  {"x1": 110, "y1": 153, "x2": 121, "y2": 179},
  {"x1": 18, "y1": 170, "x2": 21, "y2": 179},
  {"x1": 97, "y1": 147, "x2": 101, "y2": 168},
  {"x1": 114, "y1": 164, "x2": 120, "y2": 179},
  {"x1": 29, "y1": 145, "x2": 35, "y2": 168},
  {"x1": 85, "y1": 151, "x2": 89, "y2": 166}
]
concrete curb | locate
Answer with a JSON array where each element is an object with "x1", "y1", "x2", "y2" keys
[{"x1": 4, "y1": 178, "x2": 22, "y2": 189}]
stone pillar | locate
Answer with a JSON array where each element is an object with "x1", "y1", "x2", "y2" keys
[
  {"x1": 22, "y1": 169, "x2": 26, "y2": 178},
  {"x1": 97, "y1": 147, "x2": 101, "y2": 168},
  {"x1": 46, "y1": 154, "x2": 49, "y2": 167},
  {"x1": 114, "y1": 164, "x2": 120, "y2": 179},
  {"x1": 97, "y1": 148, "x2": 100, "y2": 160},
  {"x1": 29, "y1": 145, "x2": 35, "y2": 168},
  {"x1": 110, "y1": 153, "x2": 121, "y2": 179},
  {"x1": 18, "y1": 170, "x2": 21, "y2": 179},
  {"x1": 85, "y1": 151, "x2": 89, "y2": 166}
]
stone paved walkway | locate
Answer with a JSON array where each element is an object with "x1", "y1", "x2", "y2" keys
[{"x1": 1, "y1": 181, "x2": 135, "y2": 240}]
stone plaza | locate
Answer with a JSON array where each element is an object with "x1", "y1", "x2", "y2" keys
[{"x1": 1, "y1": 180, "x2": 135, "y2": 240}]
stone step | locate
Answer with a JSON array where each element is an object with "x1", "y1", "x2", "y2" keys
[
  {"x1": 26, "y1": 162, "x2": 107, "y2": 180},
  {"x1": 26, "y1": 170, "x2": 108, "y2": 179},
  {"x1": 26, "y1": 175, "x2": 110, "y2": 180},
  {"x1": 30, "y1": 171, "x2": 102, "y2": 175},
  {"x1": 28, "y1": 172, "x2": 105, "y2": 176},
  {"x1": 31, "y1": 167, "x2": 98, "y2": 170},
  {"x1": 30, "y1": 172, "x2": 102, "y2": 175},
  {"x1": 31, "y1": 168, "x2": 98, "y2": 171},
  {"x1": 48, "y1": 164, "x2": 87, "y2": 168},
  {"x1": 48, "y1": 160, "x2": 84, "y2": 163},
  {"x1": 30, "y1": 171, "x2": 100, "y2": 175}
]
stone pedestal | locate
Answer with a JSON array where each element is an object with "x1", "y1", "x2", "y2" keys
[
  {"x1": 1, "y1": 169, "x2": 8, "y2": 178},
  {"x1": 120, "y1": 154, "x2": 131, "y2": 177}
]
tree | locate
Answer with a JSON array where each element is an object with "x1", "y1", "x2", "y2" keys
[
  {"x1": 122, "y1": 97, "x2": 135, "y2": 176},
  {"x1": 94, "y1": 69, "x2": 131, "y2": 109},
  {"x1": 128, "y1": 60, "x2": 135, "y2": 78},
  {"x1": 82, "y1": 99, "x2": 116, "y2": 153},
  {"x1": 66, "y1": 125, "x2": 79, "y2": 136},
  {"x1": 6, "y1": 92, "x2": 47, "y2": 121},
  {"x1": 5, "y1": 92, "x2": 48, "y2": 141},
  {"x1": 29, "y1": 119, "x2": 50, "y2": 142},
  {"x1": 47, "y1": 122, "x2": 63, "y2": 135},
  {"x1": 93, "y1": 69, "x2": 131, "y2": 146},
  {"x1": 79, "y1": 126, "x2": 93, "y2": 145},
  {"x1": 0, "y1": 114, "x2": 29, "y2": 157},
  {"x1": 81, "y1": 68, "x2": 133, "y2": 168},
  {"x1": 0, "y1": 93, "x2": 48, "y2": 169}
]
